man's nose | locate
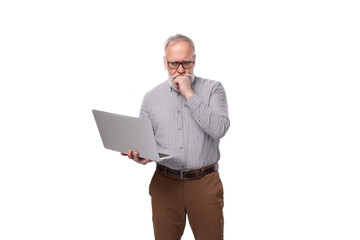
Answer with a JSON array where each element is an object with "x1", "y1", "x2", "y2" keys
[{"x1": 177, "y1": 64, "x2": 185, "y2": 73}]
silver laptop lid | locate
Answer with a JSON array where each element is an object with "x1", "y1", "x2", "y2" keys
[{"x1": 92, "y1": 109, "x2": 178, "y2": 162}]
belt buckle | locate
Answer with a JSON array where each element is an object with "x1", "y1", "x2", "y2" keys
[
  {"x1": 181, "y1": 169, "x2": 191, "y2": 179},
  {"x1": 181, "y1": 169, "x2": 205, "y2": 179}
]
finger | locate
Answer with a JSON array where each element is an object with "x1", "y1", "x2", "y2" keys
[
  {"x1": 137, "y1": 158, "x2": 152, "y2": 165},
  {"x1": 127, "y1": 149, "x2": 133, "y2": 159},
  {"x1": 120, "y1": 152, "x2": 127, "y2": 156},
  {"x1": 173, "y1": 79, "x2": 180, "y2": 89},
  {"x1": 133, "y1": 151, "x2": 139, "y2": 161},
  {"x1": 176, "y1": 75, "x2": 190, "y2": 81}
]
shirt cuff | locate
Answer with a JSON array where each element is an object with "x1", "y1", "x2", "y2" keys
[{"x1": 185, "y1": 93, "x2": 202, "y2": 112}]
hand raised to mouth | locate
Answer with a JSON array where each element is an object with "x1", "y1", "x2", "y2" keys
[{"x1": 172, "y1": 74, "x2": 194, "y2": 100}]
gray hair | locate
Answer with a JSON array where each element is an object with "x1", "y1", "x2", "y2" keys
[{"x1": 164, "y1": 34, "x2": 195, "y2": 57}]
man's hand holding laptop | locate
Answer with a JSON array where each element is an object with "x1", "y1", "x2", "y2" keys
[{"x1": 121, "y1": 149, "x2": 153, "y2": 165}]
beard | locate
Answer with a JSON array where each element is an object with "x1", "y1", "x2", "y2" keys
[{"x1": 167, "y1": 72, "x2": 195, "y2": 92}]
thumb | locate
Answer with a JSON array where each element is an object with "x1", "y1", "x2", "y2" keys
[{"x1": 173, "y1": 79, "x2": 180, "y2": 89}]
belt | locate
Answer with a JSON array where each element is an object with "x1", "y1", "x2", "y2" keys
[{"x1": 156, "y1": 162, "x2": 219, "y2": 180}]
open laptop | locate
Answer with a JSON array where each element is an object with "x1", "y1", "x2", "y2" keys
[{"x1": 92, "y1": 109, "x2": 179, "y2": 162}]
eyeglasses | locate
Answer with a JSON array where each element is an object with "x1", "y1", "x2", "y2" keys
[{"x1": 165, "y1": 59, "x2": 195, "y2": 69}]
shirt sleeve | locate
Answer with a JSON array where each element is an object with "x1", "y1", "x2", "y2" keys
[
  {"x1": 139, "y1": 94, "x2": 151, "y2": 121},
  {"x1": 185, "y1": 82, "x2": 230, "y2": 139}
]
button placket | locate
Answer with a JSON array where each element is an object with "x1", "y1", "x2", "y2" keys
[{"x1": 177, "y1": 95, "x2": 185, "y2": 168}]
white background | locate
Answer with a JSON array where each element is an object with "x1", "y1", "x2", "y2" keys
[{"x1": 1, "y1": 0, "x2": 359, "y2": 239}]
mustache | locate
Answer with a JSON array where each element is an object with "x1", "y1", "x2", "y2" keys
[{"x1": 170, "y1": 73, "x2": 193, "y2": 79}]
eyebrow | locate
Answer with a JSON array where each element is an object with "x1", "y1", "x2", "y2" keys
[{"x1": 167, "y1": 59, "x2": 193, "y2": 62}]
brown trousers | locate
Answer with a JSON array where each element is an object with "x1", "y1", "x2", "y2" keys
[{"x1": 149, "y1": 169, "x2": 224, "y2": 240}]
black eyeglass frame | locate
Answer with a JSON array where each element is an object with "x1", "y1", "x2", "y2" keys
[{"x1": 165, "y1": 58, "x2": 195, "y2": 69}]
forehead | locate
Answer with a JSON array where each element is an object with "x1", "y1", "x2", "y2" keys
[{"x1": 165, "y1": 41, "x2": 193, "y2": 61}]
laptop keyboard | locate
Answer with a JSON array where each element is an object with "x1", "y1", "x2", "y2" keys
[{"x1": 159, "y1": 152, "x2": 169, "y2": 158}]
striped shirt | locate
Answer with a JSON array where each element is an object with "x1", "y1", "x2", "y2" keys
[{"x1": 139, "y1": 76, "x2": 230, "y2": 170}]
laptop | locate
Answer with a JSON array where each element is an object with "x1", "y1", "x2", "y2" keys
[{"x1": 92, "y1": 109, "x2": 179, "y2": 162}]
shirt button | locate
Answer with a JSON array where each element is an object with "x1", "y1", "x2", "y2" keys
[
  {"x1": 178, "y1": 128, "x2": 181, "y2": 130},
  {"x1": 179, "y1": 146, "x2": 183, "y2": 150},
  {"x1": 178, "y1": 110, "x2": 181, "y2": 113},
  {"x1": 181, "y1": 165, "x2": 185, "y2": 168},
  {"x1": 198, "y1": 120, "x2": 200, "y2": 123}
]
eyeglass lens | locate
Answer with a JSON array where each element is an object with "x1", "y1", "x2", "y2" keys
[{"x1": 168, "y1": 61, "x2": 194, "y2": 69}]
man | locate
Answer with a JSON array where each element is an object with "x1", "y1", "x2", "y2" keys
[{"x1": 121, "y1": 34, "x2": 230, "y2": 240}]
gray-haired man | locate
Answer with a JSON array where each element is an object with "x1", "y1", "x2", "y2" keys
[{"x1": 122, "y1": 34, "x2": 230, "y2": 240}]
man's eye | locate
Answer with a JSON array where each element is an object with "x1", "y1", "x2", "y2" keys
[{"x1": 169, "y1": 62, "x2": 179, "y2": 67}]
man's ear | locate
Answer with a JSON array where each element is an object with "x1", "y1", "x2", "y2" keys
[
  {"x1": 193, "y1": 55, "x2": 196, "y2": 66},
  {"x1": 163, "y1": 56, "x2": 167, "y2": 70}
]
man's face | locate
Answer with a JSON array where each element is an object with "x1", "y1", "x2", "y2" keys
[{"x1": 164, "y1": 40, "x2": 196, "y2": 77}]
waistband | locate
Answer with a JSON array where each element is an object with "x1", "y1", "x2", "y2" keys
[{"x1": 156, "y1": 162, "x2": 219, "y2": 180}]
